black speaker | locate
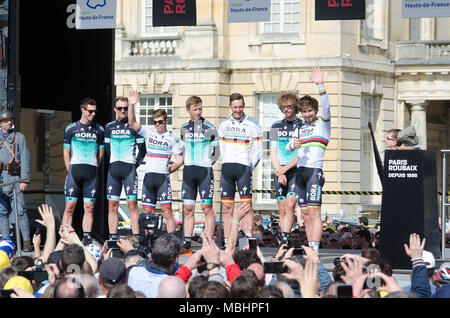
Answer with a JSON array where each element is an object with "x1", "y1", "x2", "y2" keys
[
  {"x1": 380, "y1": 150, "x2": 441, "y2": 269},
  {"x1": 17, "y1": 0, "x2": 114, "y2": 241}
]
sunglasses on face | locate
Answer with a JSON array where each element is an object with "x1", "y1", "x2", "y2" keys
[
  {"x1": 280, "y1": 105, "x2": 294, "y2": 111},
  {"x1": 153, "y1": 120, "x2": 165, "y2": 125},
  {"x1": 86, "y1": 109, "x2": 97, "y2": 114},
  {"x1": 116, "y1": 107, "x2": 128, "y2": 112}
]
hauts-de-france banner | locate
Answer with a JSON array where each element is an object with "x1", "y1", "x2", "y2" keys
[
  {"x1": 76, "y1": 0, "x2": 117, "y2": 29},
  {"x1": 402, "y1": 0, "x2": 450, "y2": 18},
  {"x1": 228, "y1": 0, "x2": 271, "y2": 23},
  {"x1": 315, "y1": 0, "x2": 366, "y2": 20},
  {"x1": 153, "y1": 0, "x2": 197, "y2": 26}
]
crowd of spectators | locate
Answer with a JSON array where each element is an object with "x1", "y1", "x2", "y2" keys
[{"x1": 0, "y1": 203, "x2": 449, "y2": 299}]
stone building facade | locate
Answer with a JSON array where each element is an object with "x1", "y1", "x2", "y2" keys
[{"x1": 114, "y1": 0, "x2": 450, "y2": 222}]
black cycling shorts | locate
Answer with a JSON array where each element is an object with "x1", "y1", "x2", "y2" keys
[
  {"x1": 182, "y1": 165, "x2": 214, "y2": 206},
  {"x1": 142, "y1": 173, "x2": 172, "y2": 210},
  {"x1": 64, "y1": 164, "x2": 98, "y2": 204},
  {"x1": 295, "y1": 167, "x2": 325, "y2": 209},
  {"x1": 274, "y1": 167, "x2": 297, "y2": 203},
  {"x1": 106, "y1": 162, "x2": 138, "y2": 201},
  {"x1": 220, "y1": 163, "x2": 252, "y2": 203}
]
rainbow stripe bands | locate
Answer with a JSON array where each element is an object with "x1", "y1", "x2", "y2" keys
[
  {"x1": 136, "y1": 124, "x2": 142, "y2": 134},
  {"x1": 221, "y1": 198, "x2": 234, "y2": 202},
  {"x1": 300, "y1": 136, "x2": 329, "y2": 150},
  {"x1": 160, "y1": 201, "x2": 171, "y2": 207},
  {"x1": 319, "y1": 89, "x2": 327, "y2": 96},
  {"x1": 240, "y1": 197, "x2": 252, "y2": 201}
]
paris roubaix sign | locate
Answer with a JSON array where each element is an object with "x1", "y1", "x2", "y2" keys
[
  {"x1": 402, "y1": 0, "x2": 450, "y2": 18},
  {"x1": 76, "y1": 0, "x2": 117, "y2": 29},
  {"x1": 153, "y1": 0, "x2": 197, "y2": 26},
  {"x1": 315, "y1": 0, "x2": 366, "y2": 20}
]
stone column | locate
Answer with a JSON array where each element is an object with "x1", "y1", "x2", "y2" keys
[{"x1": 409, "y1": 100, "x2": 428, "y2": 149}]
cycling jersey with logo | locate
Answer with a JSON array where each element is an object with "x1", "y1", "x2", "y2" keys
[
  {"x1": 63, "y1": 121, "x2": 105, "y2": 167},
  {"x1": 270, "y1": 118, "x2": 302, "y2": 166},
  {"x1": 104, "y1": 119, "x2": 146, "y2": 165},
  {"x1": 180, "y1": 117, "x2": 219, "y2": 168},
  {"x1": 218, "y1": 115, "x2": 263, "y2": 170},
  {"x1": 136, "y1": 124, "x2": 183, "y2": 174},
  {"x1": 287, "y1": 84, "x2": 330, "y2": 169}
]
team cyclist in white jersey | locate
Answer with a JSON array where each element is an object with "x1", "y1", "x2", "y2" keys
[
  {"x1": 287, "y1": 67, "x2": 330, "y2": 254},
  {"x1": 218, "y1": 93, "x2": 263, "y2": 246},
  {"x1": 128, "y1": 95, "x2": 183, "y2": 234}
]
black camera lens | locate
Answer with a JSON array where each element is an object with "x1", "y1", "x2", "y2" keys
[{"x1": 333, "y1": 257, "x2": 341, "y2": 266}]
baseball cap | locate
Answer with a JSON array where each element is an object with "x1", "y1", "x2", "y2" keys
[
  {"x1": 2, "y1": 238, "x2": 14, "y2": 249},
  {"x1": 0, "y1": 239, "x2": 14, "y2": 259},
  {"x1": 422, "y1": 250, "x2": 436, "y2": 269},
  {"x1": 99, "y1": 258, "x2": 126, "y2": 284},
  {"x1": 0, "y1": 250, "x2": 10, "y2": 270},
  {"x1": 328, "y1": 233, "x2": 340, "y2": 242},
  {"x1": 4, "y1": 276, "x2": 33, "y2": 293}
]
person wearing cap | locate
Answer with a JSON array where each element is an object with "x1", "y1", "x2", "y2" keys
[
  {"x1": 98, "y1": 257, "x2": 127, "y2": 298},
  {"x1": 327, "y1": 233, "x2": 340, "y2": 249},
  {"x1": 403, "y1": 233, "x2": 437, "y2": 297},
  {"x1": 0, "y1": 249, "x2": 10, "y2": 270},
  {"x1": 3, "y1": 275, "x2": 39, "y2": 298},
  {"x1": 0, "y1": 110, "x2": 32, "y2": 252}
]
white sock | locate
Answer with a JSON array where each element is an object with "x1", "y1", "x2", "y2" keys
[
  {"x1": 308, "y1": 241, "x2": 320, "y2": 254},
  {"x1": 224, "y1": 239, "x2": 228, "y2": 248}
]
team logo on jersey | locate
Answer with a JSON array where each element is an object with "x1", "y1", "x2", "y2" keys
[
  {"x1": 278, "y1": 130, "x2": 296, "y2": 137},
  {"x1": 147, "y1": 137, "x2": 168, "y2": 146},
  {"x1": 75, "y1": 132, "x2": 98, "y2": 139},
  {"x1": 184, "y1": 132, "x2": 205, "y2": 139},
  {"x1": 111, "y1": 129, "x2": 131, "y2": 135},
  {"x1": 299, "y1": 126, "x2": 315, "y2": 137},
  {"x1": 226, "y1": 126, "x2": 246, "y2": 134}
]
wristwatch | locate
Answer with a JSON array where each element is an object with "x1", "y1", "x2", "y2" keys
[{"x1": 206, "y1": 262, "x2": 220, "y2": 270}]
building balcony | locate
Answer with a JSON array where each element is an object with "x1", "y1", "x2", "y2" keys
[
  {"x1": 396, "y1": 41, "x2": 450, "y2": 65},
  {"x1": 122, "y1": 36, "x2": 181, "y2": 58}
]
